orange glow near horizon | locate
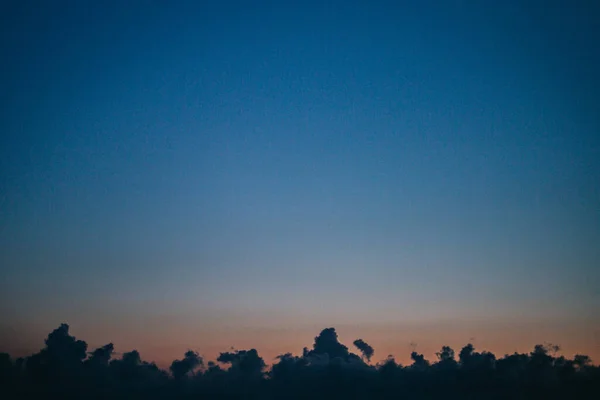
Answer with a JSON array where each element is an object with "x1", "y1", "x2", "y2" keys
[{"x1": 3, "y1": 316, "x2": 598, "y2": 370}]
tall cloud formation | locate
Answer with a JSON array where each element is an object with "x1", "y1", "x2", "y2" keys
[{"x1": 1, "y1": 324, "x2": 598, "y2": 399}]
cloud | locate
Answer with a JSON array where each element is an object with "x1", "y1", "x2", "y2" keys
[
  {"x1": 0, "y1": 323, "x2": 597, "y2": 399},
  {"x1": 353, "y1": 339, "x2": 374, "y2": 362}
]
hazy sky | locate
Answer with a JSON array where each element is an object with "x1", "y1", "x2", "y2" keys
[{"x1": 1, "y1": 0, "x2": 599, "y2": 365}]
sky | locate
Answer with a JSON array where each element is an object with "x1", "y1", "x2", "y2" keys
[{"x1": 1, "y1": 0, "x2": 599, "y2": 366}]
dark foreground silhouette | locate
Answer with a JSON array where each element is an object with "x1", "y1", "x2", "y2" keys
[{"x1": 1, "y1": 324, "x2": 598, "y2": 399}]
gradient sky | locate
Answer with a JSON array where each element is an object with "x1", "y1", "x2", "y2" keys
[{"x1": 1, "y1": 0, "x2": 599, "y2": 366}]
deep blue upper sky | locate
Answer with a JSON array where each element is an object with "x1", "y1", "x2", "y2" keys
[{"x1": 1, "y1": 0, "x2": 599, "y2": 353}]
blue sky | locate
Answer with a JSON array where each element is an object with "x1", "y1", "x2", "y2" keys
[{"x1": 1, "y1": 0, "x2": 598, "y2": 362}]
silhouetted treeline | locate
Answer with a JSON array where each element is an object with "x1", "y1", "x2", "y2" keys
[{"x1": 1, "y1": 324, "x2": 598, "y2": 399}]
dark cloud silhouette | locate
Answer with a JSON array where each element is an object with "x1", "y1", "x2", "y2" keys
[
  {"x1": 410, "y1": 350, "x2": 430, "y2": 370},
  {"x1": 86, "y1": 343, "x2": 114, "y2": 367},
  {"x1": 170, "y1": 350, "x2": 202, "y2": 380},
  {"x1": 574, "y1": 354, "x2": 592, "y2": 368},
  {"x1": 217, "y1": 348, "x2": 265, "y2": 378},
  {"x1": 309, "y1": 327, "x2": 349, "y2": 360},
  {"x1": 353, "y1": 338, "x2": 374, "y2": 362},
  {"x1": 435, "y1": 345, "x2": 457, "y2": 370},
  {"x1": 0, "y1": 323, "x2": 598, "y2": 399},
  {"x1": 459, "y1": 343, "x2": 496, "y2": 371}
]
